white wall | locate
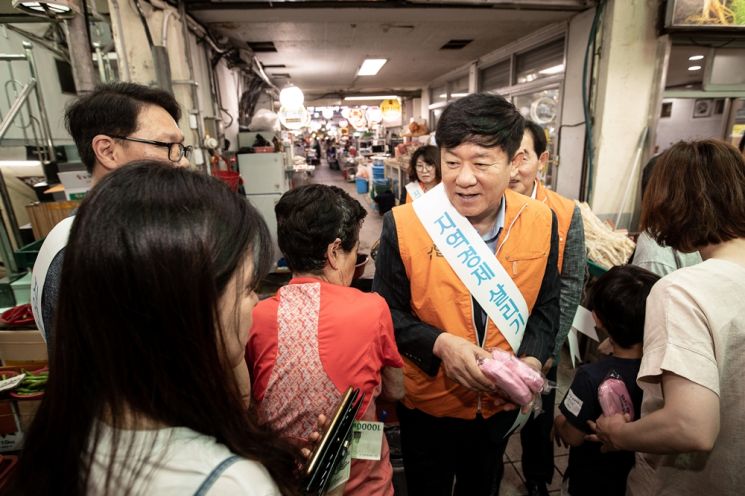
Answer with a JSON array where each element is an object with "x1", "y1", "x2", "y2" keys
[
  {"x1": 590, "y1": 0, "x2": 659, "y2": 221},
  {"x1": 0, "y1": 24, "x2": 76, "y2": 144},
  {"x1": 555, "y1": 8, "x2": 594, "y2": 200},
  {"x1": 655, "y1": 98, "x2": 726, "y2": 151}
]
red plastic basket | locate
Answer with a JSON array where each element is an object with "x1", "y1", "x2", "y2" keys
[{"x1": 212, "y1": 170, "x2": 242, "y2": 192}]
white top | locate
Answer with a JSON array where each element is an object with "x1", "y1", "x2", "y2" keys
[
  {"x1": 87, "y1": 423, "x2": 280, "y2": 495},
  {"x1": 631, "y1": 231, "x2": 701, "y2": 277},
  {"x1": 628, "y1": 258, "x2": 745, "y2": 495}
]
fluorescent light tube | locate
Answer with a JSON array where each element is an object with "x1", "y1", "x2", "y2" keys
[
  {"x1": 344, "y1": 95, "x2": 398, "y2": 101},
  {"x1": 538, "y1": 64, "x2": 565, "y2": 75},
  {"x1": 357, "y1": 59, "x2": 387, "y2": 76}
]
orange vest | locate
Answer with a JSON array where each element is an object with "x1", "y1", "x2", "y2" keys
[
  {"x1": 404, "y1": 181, "x2": 423, "y2": 204},
  {"x1": 534, "y1": 181, "x2": 575, "y2": 272},
  {"x1": 392, "y1": 189, "x2": 553, "y2": 419}
]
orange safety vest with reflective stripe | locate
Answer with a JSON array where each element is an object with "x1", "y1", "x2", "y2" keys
[
  {"x1": 534, "y1": 181, "x2": 575, "y2": 272},
  {"x1": 391, "y1": 188, "x2": 553, "y2": 419}
]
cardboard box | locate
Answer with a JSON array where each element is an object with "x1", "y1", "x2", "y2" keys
[
  {"x1": 0, "y1": 330, "x2": 48, "y2": 367},
  {"x1": 0, "y1": 400, "x2": 23, "y2": 452},
  {"x1": 15, "y1": 398, "x2": 41, "y2": 432}
]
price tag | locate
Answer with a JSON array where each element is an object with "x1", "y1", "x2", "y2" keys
[{"x1": 350, "y1": 420, "x2": 384, "y2": 461}]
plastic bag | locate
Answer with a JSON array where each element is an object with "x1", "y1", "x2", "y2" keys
[
  {"x1": 597, "y1": 371, "x2": 635, "y2": 419},
  {"x1": 478, "y1": 349, "x2": 546, "y2": 407}
]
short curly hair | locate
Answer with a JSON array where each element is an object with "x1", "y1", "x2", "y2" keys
[
  {"x1": 641, "y1": 139, "x2": 745, "y2": 253},
  {"x1": 275, "y1": 184, "x2": 367, "y2": 273}
]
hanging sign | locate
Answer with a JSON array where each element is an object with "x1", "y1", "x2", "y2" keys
[
  {"x1": 278, "y1": 105, "x2": 310, "y2": 130},
  {"x1": 381, "y1": 99, "x2": 402, "y2": 126}
]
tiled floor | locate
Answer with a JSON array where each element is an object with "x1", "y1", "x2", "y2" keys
[
  {"x1": 498, "y1": 351, "x2": 574, "y2": 496},
  {"x1": 311, "y1": 160, "x2": 578, "y2": 496}
]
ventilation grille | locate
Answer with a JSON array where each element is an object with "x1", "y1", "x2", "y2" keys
[
  {"x1": 440, "y1": 39, "x2": 472, "y2": 50},
  {"x1": 247, "y1": 41, "x2": 277, "y2": 52}
]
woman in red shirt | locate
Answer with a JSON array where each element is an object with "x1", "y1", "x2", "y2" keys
[{"x1": 247, "y1": 184, "x2": 404, "y2": 495}]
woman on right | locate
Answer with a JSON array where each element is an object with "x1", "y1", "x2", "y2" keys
[
  {"x1": 590, "y1": 139, "x2": 745, "y2": 495},
  {"x1": 402, "y1": 145, "x2": 440, "y2": 203}
]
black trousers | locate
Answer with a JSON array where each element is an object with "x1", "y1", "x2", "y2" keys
[
  {"x1": 520, "y1": 365, "x2": 558, "y2": 484},
  {"x1": 397, "y1": 403, "x2": 519, "y2": 496}
]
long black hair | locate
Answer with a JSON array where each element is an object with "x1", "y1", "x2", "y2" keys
[{"x1": 14, "y1": 162, "x2": 300, "y2": 495}]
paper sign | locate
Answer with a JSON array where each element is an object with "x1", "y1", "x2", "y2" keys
[
  {"x1": 58, "y1": 171, "x2": 92, "y2": 200},
  {"x1": 567, "y1": 329, "x2": 581, "y2": 368},
  {"x1": 571, "y1": 306, "x2": 599, "y2": 341}
]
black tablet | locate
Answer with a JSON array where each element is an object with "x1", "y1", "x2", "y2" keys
[{"x1": 303, "y1": 386, "x2": 365, "y2": 495}]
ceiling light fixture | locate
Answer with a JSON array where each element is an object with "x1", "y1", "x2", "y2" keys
[
  {"x1": 357, "y1": 59, "x2": 387, "y2": 76},
  {"x1": 688, "y1": 55, "x2": 704, "y2": 61},
  {"x1": 344, "y1": 95, "x2": 398, "y2": 101},
  {"x1": 538, "y1": 64, "x2": 565, "y2": 75},
  {"x1": 279, "y1": 84, "x2": 304, "y2": 108},
  {"x1": 11, "y1": 0, "x2": 78, "y2": 19},
  {"x1": 451, "y1": 92, "x2": 469, "y2": 97},
  {"x1": 688, "y1": 65, "x2": 702, "y2": 71}
]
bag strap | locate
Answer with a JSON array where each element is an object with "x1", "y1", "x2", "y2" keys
[{"x1": 193, "y1": 455, "x2": 241, "y2": 496}]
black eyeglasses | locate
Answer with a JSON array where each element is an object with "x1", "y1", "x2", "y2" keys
[{"x1": 111, "y1": 135, "x2": 193, "y2": 162}]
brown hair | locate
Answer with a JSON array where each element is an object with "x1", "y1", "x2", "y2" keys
[
  {"x1": 408, "y1": 145, "x2": 441, "y2": 182},
  {"x1": 641, "y1": 139, "x2": 745, "y2": 252}
]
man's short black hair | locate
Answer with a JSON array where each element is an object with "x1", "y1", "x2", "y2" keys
[
  {"x1": 435, "y1": 93, "x2": 525, "y2": 159},
  {"x1": 524, "y1": 120, "x2": 547, "y2": 156},
  {"x1": 586, "y1": 265, "x2": 660, "y2": 349},
  {"x1": 65, "y1": 82, "x2": 181, "y2": 173}
]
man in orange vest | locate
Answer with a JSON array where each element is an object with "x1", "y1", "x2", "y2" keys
[
  {"x1": 510, "y1": 120, "x2": 586, "y2": 496},
  {"x1": 373, "y1": 94, "x2": 560, "y2": 495}
]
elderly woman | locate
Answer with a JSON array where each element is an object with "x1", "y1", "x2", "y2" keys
[
  {"x1": 590, "y1": 139, "x2": 745, "y2": 495},
  {"x1": 402, "y1": 145, "x2": 440, "y2": 203},
  {"x1": 247, "y1": 184, "x2": 404, "y2": 495}
]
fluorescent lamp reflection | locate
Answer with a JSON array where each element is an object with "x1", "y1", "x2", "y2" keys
[
  {"x1": 688, "y1": 55, "x2": 704, "y2": 61},
  {"x1": 538, "y1": 64, "x2": 565, "y2": 75},
  {"x1": 357, "y1": 59, "x2": 387, "y2": 76},
  {"x1": 688, "y1": 65, "x2": 702, "y2": 71}
]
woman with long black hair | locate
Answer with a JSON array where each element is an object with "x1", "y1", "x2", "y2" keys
[{"x1": 13, "y1": 161, "x2": 301, "y2": 495}]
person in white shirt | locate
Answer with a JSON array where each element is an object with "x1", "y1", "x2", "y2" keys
[
  {"x1": 14, "y1": 162, "x2": 302, "y2": 495},
  {"x1": 589, "y1": 139, "x2": 745, "y2": 496}
]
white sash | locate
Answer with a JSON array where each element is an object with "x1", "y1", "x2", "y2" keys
[
  {"x1": 30, "y1": 216, "x2": 75, "y2": 341},
  {"x1": 412, "y1": 184, "x2": 529, "y2": 352},
  {"x1": 404, "y1": 181, "x2": 425, "y2": 201}
]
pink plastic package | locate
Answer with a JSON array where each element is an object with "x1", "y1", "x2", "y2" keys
[
  {"x1": 478, "y1": 349, "x2": 545, "y2": 406},
  {"x1": 597, "y1": 372, "x2": 635, "y2": 419}
]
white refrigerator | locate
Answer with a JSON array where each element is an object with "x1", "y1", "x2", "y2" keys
[{"x1": 238, "y1": 152, "x2": 288, "y2": 263}]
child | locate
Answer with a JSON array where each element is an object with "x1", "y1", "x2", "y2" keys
[{"x1": 554, "y1": 265, "x2": 659, "y2": 496}]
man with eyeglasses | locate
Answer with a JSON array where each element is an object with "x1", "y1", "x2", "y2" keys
[
  {"x1": 373, "y1": 93, "x2": 560, "y2": 495},
  {"x1": 32, "y1": 82, "x2": 188, "y2": 352}
]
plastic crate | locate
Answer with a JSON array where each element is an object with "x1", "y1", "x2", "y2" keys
[
  {"x1": 587, "y1": 259, "x2": 609, "y2": 278},
  {"x1": 14, "y1": 239, "x2": 44, "y2": 270}
]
